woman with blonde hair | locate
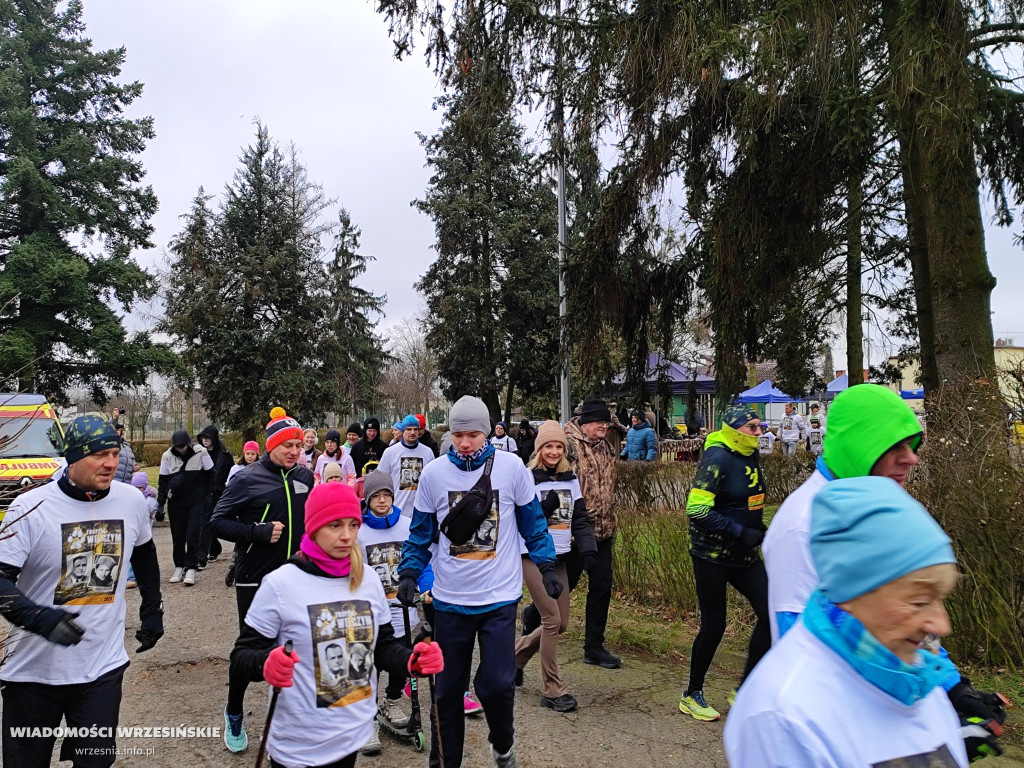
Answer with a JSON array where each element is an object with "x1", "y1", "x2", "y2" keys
[
  {"x1": 229, "y1": 482, "x2": 443, "y2": 768},
  {"x1": 515, "y1": 420, "x2": 597, "y2": 712}
]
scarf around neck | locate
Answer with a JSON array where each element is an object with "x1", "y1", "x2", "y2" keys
[
  {"x1": 362, "y1": 504, "x2": 401, "y2": 529},
  {"x1": 298, "y1": 533, "x2": 351, "y2": 577},
  {"x1": 803, "y1": 588, "x2": 948, "y2": 706},
  {"x1": 447, "y1": 442, "x2": 495, "y2": 471}
]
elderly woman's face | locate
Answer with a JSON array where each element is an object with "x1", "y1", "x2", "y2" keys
[{"x1": 840, "y1": 563, "x2": 958, "y2": 665}]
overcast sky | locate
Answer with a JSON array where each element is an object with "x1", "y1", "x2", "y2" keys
[{"x1": 81, "y1": 0, "x2": 1024, "y2": 348}]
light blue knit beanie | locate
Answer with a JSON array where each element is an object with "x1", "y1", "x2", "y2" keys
[{"x1": 811, "y1": 477, "x2": 955, "y2": 603}]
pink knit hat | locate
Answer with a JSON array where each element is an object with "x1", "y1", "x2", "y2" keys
[
  {"x1": 305, "y1": 482, "x2": 362, "y2": 535},
  {"x1": 243, "y1": 440, "x2": 260, "y2": 454}
]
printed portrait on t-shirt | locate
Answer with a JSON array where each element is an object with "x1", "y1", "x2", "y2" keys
[
  {"x1": 309, "y1": 600, "x2": 375, "y2": 708},
  {"x1": 399, "y1": 457, "x2": 423, "y2": 491},
  {"x1": 365, "y1": 542, "x2": 402, "y2": 598},
  {"x1": 54, "y1": 520, "x2": 124, "y2": 605},
  {"x1": 89, "y1": 555, "x2": 119, "y2": 588},
  {"x1": 446, "y1": 490, "x2": 500, "y2": 560},
  {"x1": 871, "y1": 744, "x2": 959, "y2": 767},
  {"x1": 545, "y1": 489, "x2": 573, "y2": 529},
  {"x1": 782, "y1": 416, "x2": 794, "y2": 431}
]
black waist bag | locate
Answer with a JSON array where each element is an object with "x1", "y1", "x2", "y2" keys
[{"x1": 440, "y1": 455, "x2": 494, "y2": 545}]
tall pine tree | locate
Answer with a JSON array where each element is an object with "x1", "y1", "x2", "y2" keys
[
  {"x1": 163, "y1": 125, "x2": 380, "y2": 436},
  {"x1": 320, "y1": 208, "x2": 386, "y2": 415},
  {"x1": 0, "y1": 0, "x2": 169, "y2": 402},
  {"x1": 416, "y1": 76, "x2": 558, "y2": 422}
]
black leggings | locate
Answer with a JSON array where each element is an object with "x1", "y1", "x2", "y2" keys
[
  {"x1": 227, "y1": 585, "x2": 260, "y2": 716},
  {"x1": 687, "y1": 556, "x2": 770, "y2": 693}
]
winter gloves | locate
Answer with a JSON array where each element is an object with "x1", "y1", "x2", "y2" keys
[
  {"x1": 263, "y1": 645, "x2": 299, "y2": 688},
  {"x1": 408, "y1": 640, "x2": 444, "y2": 677},
  {"x1": 960, "y1": 716, "x2": 1003, "y2": 762},
  {"x1": 731, "y1": 523, "x2": 765, "y2": 548},
  {"x1": 949, "y1": 679, "x2": 1008, "y2": 762},
  {"x1": 45, "y1": 610, "x2": 85, "y2": 646},
  {"x1": 397, "y1": 572, "x2": 419, "y2": 606},
  {"x1": 948, "y1": 679, "x2": 1008, "y2": 724},
  {"x1": 538, "y1": 561, "x2": 563, "y2": 599},
  {"x1": 582, "y1": 553, "x2": 597, "y2": 573},
  {"x1": 135, "y1": 624, "x2": 164, "y2": 653},
  {"x1": 541, "y1": 491, "x2": 560, "y2": 515}
]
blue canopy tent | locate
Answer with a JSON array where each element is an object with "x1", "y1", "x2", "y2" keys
[
  {"x1": 736, "y1": 379, "x2": 802, "y2": 404},
  {"x1": 900, "y1": 388, "x2": 925, "y2": 400},
  {"x1": 825, "y1": 373, "x2": 848, "y2": 399}
]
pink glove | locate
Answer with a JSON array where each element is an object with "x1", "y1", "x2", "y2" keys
[
  {"x1": 408, "y1": 641, "x2": 444, "y2": 677},
  {"x1": 263, "y1": 645, "x2": 299, "y2": 688}
]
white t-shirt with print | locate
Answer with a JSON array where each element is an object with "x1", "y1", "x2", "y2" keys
[
  {"x1": 724, "y1": 621, "x2": 967, "y2": 768},
  {"x1": 490, "y1": 435, "x2": 518, "y2": 453},
  {"x1": 415, "y1": 451, "x2": 535, "y2": 606},
  {"x1": 806, "y1": 426, "x2": 825, "y2": 455},
  {"x1": 377, "y1": 442, "x2": 435, "y2": 518},
  {"x1": 762, "y1": 469, "x2": 828, "y2": 643},
  {"x1": 758, "y1": 431, "x2": 776, "y2": 455},
  {"x1": 779, "y1": 412, "x2": 806, "y2": 442},
  {"x1": 357, "y1": 516, "x2": 419, "y2": 638},
  {"x1": 520, "y1": 477, "x2": 581, "y2": 556},
  {"x1": 0, "y1": 477, "x2": 151, "y2": 684},
  {"x1": 244, "y1": 563, "x2": 392, "y2": 768}
]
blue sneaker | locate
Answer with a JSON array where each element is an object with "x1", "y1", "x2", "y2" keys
[{"x1": 224, "y1": 709, "x2": 248, "y2": 753}]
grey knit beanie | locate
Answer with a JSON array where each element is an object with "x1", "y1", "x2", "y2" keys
[
  {"x1": 449, "y1": 396, "x2": 491, "y2": 435},
  {"x1": 363, "y1": 469, "x2": 395, "y2": 502}
]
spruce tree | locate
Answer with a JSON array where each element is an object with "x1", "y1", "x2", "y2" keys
[
  {"x1": 163, "y1": 125, "x2": 372, "y2": 436},
  {"x1": 0, "y1": 0, "x2": 167, "y2": 402},
  {"x1": 321, "y1": 208, "x2": 386, "y2": 415},
  {"x1": 415, "y1": 78, "x2": 558, "y2": 422}
]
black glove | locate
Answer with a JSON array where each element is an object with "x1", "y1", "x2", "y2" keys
[
  {"x1": 582, "y1": 553, "x2": 597, "y2": 573},
  {"x1": 46, "y1": 611, "x2": 85, "y2": 646},
  {"x1": 541, "y1": 491, "x2": 560, "y2": 514},
  {"x1": 949, "y1": 680, "x2": 1008, "y2": 725},
  {"x1": 155, "y1": 505, "x2": 165, "y2": 522},
  {"x1": 397, "y1": 572, "x2": 419, "y2": 606},
  {"x1": 737, "y1": 526, "x2": 765, "y2": 548},
  {"x1": 538, "y1": 562, "x2": 563, "y2": 599},
  {"x1": 135, "y1": 626, "x2": 164, "y2": 653},
  {"x1": 960, "y1": 715, "x2": 1003, "y2": 762}
]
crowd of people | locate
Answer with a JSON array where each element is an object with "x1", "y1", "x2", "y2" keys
[{"x1": 0, "y1": 385, "x2": 1011, "y2": 767}]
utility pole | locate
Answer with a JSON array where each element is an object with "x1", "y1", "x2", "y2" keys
[{"x1": 556, "y1": 0, "x2": 571, "y2": 423}]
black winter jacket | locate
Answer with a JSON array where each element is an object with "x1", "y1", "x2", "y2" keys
[
  {"x1": 157, "y1": 444, "x2": 213, "y2": 510},
  {"x1": 350, "y1": 437, "x2": 389, "y2": 476},
  {"x1": 210, "y1": 455, "x2": 315, "y2": 586},
  {"x1": 198, "y1": 425, "x2": 234, "y2": 508}
]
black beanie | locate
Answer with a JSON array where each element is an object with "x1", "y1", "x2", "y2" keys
[
  {"x1": 578, "y1": 399, "x2": 611, "y2": 425},
  {"x1": 346, "y1": 422, "x2": 363, "y2": 437},
  {"x1": 364, "y1": 417, "x2": 381, "y2": 433},
  {"x1": 325, "y1": 429, "x2": 342, "y2": 444}
]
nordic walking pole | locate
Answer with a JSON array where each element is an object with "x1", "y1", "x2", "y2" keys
[{"x1": 254, "y1": 639, "x2": 292, "y2": 768}]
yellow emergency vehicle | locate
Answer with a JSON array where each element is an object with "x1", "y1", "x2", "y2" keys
[{"x1": 0, "y1": 393, "x2": 65, "y2": 518}]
